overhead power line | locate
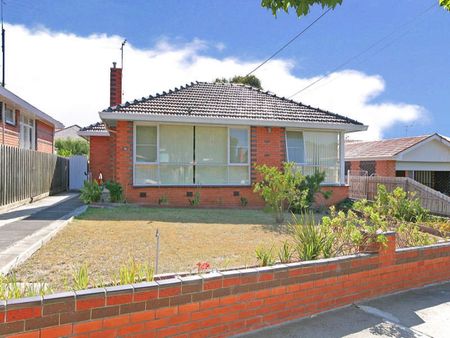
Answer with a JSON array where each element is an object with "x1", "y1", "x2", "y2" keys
[
  {"x1": 288, "y1": 2, "x2": 438, "y2": 99},
  {"x1": 246, "y1": 8, "x2": 331, "y2": 77}
]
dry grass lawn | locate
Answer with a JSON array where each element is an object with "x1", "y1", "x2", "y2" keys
[{"x1": 14, "y1": 206, "x2": 293, "y2": 291}]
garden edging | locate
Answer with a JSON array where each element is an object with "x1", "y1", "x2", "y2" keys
[{"x1": 1, "y1": 232, "x2": 449, "y2": 337}]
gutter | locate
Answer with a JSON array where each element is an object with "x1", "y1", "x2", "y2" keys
[{"x1": 99, "y1": 112, "x2": 368, "y2": 133}]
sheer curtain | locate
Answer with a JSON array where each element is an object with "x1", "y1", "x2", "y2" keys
[
  {"x1": 195, "y1": 126, "x2": 228, "y2": 184},
  {"x1": 159, "y1": 125, "x2": 194, "y2": 184},
  {"x1": 303, "y1": 131, "x2": 339, "y2": 183}
]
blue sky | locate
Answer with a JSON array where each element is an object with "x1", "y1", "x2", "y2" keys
[{"x1": 4, "y1": 0, "x2": 450, "y2": 139}]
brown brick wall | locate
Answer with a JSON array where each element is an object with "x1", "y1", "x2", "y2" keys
[{"x1": 1, "y1": 235, "x2": 449, "y2": 338}]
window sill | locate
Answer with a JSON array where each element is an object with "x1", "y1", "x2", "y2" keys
[
  {"x1": 132, "y1": 184, "x2": 252, "y2": 188},
  {"x1": 5, "y1": 121, "x2": 16, "y2": 126}
]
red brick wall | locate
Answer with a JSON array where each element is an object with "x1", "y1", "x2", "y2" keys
[
  {"x1": 89, "y1": 135, "x2": 115, "y2": 182},
  {"x1": 349, "y1": 160, "x2": 360, "y2": 172},
  {"x1": 1, "y1": 234, "x2": 449, "y2": 338},
  {"x1": 36, "y1": 120, "x2": 54, "y2": 154},
  {"x1": 314, "y1": 185, "x2": 349, "y2": 207},
  {"x1": 92, "y1": 123, "x2": 348, "y2": 207},
  {"x1": 375, "y1": 160, "x2": 396, "y2": 177}
]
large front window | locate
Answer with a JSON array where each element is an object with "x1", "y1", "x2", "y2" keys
[
  {"x1": 134, "y1": 124, "x2": 250, "y2": 186},
  {"x1": 286, "y1": 130, "x2": 340, "y2": 184}
]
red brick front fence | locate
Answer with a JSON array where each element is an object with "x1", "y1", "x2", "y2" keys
[{"x1": 1, "y1": 233, "x2": 449, "y2": 337}]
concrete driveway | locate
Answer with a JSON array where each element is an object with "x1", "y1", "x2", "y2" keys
[{"x1": 240, "y1": 282, "x2": 450, "y2": 338}]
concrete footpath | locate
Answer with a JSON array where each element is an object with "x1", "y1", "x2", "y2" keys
[
  {"x1": 240, "y1": 282, "x2": 450, "y2": 338},
  {"x1": 0, "y1": 193, "x2": 87, "y2": 274}
]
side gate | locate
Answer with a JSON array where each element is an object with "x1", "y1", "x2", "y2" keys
[{"x1": 69, "y1": 155, "x2": 88, "y2": 191}]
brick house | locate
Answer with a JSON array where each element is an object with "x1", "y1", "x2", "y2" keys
[
  {"x1": 79, "y1": 65, "x2": 367, "y2": 207},
  {"x1": 345, "y1": 134, "x2": 450, "y2": 195},
  {"x1": 0, "y1": 86, "x2": 64, "y2": 153}
]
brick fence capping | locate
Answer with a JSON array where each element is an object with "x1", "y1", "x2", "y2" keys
[{"x1": 1, "y1": 232, "x2": 449, "y2": 337}]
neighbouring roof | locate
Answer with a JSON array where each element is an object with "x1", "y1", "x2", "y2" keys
[
  {"x1": 78, "y1": 122, "x2": 109, "y2": 137},
  {"x1": 0, "y1": 85, "x2": 64, "y2": 128},
  {"x1": 345, "y1": 134, "x2": 450, "y2": 160},
  {"x1": 99, "y1": 82, "x2": 366, "y2": 132}
]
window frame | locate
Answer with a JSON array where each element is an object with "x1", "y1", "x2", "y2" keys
[
  {"x1": 19, "y1": 114, "x2": 35, "y2": 150},
  {"x1": 133, "y1": 122, "x2": 251, "y2": 187},
  {"x1": 4, "y1": 105, "x2": 16, "y2": 126},
  {"x1": 285, "y1": 128, "x2": 341, "y2": 185}
]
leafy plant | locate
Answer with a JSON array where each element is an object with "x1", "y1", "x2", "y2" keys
[
  {"x1": 0, "y1": 274, "x2": 52, "y2": 300},
  {"x1": 278, "y1": 240, "x2": 294, "y2": 263},
  {"x1": 215, "y1": 75, "x2": 263, "y2": 89},
  {"x1": 158, "y1": 195, "x2": 169, "y2": 206},
  {"x1": 254, "y1": 162, "x2": 307, "y2": 223},
  {"x1": 72, "y1": 264, "x2": 89, "y2": 290},
  {"x1": 290, "y1": 213, "x2": 335, "y2": 260},
  {"x1": 105, "y1": 181, "x2": 123, "y2": 203},
  {"x1": 116, "y1": 258, "x2": 154, "y2": 285},
  {"x1": 292, "y1": 170, "x2": 331, "y2": 212},
  {"x1": 188, "y1": 191, "x2": 201, "y2": 207},
  {"x1": 55, "y1": 138, "x2": 89, "y2": 157},
  {"x1": 255, "y1": 245, "x2": 276, "y2": 266},
  {"x1": 240, "y1": 196, "x2": 248, "y2": 207},
  {"x1": 80, "y1": 180, "x2": 102, "y2": 204}
]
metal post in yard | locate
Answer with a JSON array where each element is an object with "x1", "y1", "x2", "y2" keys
[{"x1": 155, "y1": 229, "x2": 160, "y2": 275}]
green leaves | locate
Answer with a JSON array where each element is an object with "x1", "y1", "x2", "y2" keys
[
  {"x1": 214, "y1": 75, "x2": 263, "y2": 89},
  {"x1": 55, "y1": 138, "x2": 89, "y2": 157},
  {"x1": 254, "y1": 162, "x2": 307, "y2": 223},
  {"x1": 80, "y1": 180, "x2": 102, "y2": 204},
  {"x1": 261, "y1": 0, "x2": 343, "y2": 18}
]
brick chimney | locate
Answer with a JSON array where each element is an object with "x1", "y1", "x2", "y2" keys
[{"x1": 110, "y1": 62, "x2": 122, "y2": 107}]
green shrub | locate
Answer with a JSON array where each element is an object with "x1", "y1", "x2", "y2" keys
[
  {"x1": 80, "y1": 180, "x2": 102, "y2": 204},
  {"x1": 255, "y1": 246, "x2": 276, "y2": 266},
  {"x1": 188, "y1": 191, "x2": 201, "y2": 207},
  {"x1": 55, "y1": 138, "x2": 89, "y2": 157},
  {"x1": 105, "y1": 181, "x2": 123, "y2": 203},
  {"x1": 292, "y1": 170, "x2": 331, "y2": 212},
  {"x1": 254, "y1": 162, "x2": 307, "y2": 223},
  {"x1": 158, "y1": 195, "x2": 169, "y2": 206},
  {"x1": 290, "y1": 213, "x2": 335, "y2": 260},
  {"x1": 240, "y1": 197, "x2": 248, "y2": 207},
  {"x1": 278, "y1": 240, "x2": 294, "y2": 263},
  {"x1": 370, "y1": 185, "x2": 429, "y2": 222}
]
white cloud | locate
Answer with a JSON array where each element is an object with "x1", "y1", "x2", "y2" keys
[{"x1": 5, "y1": 23, "x2": 425, "y2": 140}]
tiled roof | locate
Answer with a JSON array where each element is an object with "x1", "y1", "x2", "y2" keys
[
  {"x1": 101, "y1": 82, "x2": 363, "y2": 126},
  {"x1": 345, "y1": 135, "x2": 431, "y2": 159},
  {"x1": 78, "y1": 122, "x2": 108, "y2": 134}
]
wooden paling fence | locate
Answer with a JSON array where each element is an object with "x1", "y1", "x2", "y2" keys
[
  {"x1": 349, "y1": 175, "x2": 450, "y2": 217},
  {"x1": 0, "y1": 144, "x2": 69, "y2": 207}
]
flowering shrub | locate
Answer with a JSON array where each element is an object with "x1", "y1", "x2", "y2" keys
[{"x1": 196, "y1": 262, "x2": 211, "y2": 273}]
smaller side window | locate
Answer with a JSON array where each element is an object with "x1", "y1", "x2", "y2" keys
[{"x1": 5, "y1": 106, "x2": 16, "y2": 125}]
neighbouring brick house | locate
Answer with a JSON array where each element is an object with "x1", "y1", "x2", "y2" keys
[
  {"x1": 0, "y1": 86, "x2": 64, "y2": 153},
  {"x1": 79, "y1": 64, "x2": 367, "y2": 207},
  {"x1": 345, "y1": 134, "x2": 450, "y2": 195}
]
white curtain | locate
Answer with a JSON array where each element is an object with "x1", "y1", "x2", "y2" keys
[
  {"x1": 286, "y1": 131, "x2": 304, "y2": 163},
  {"x1": 303, "y1": 131, "x2": 339, "y2": 183},
  {"x1": 135, "y1": 125, "x2": 157, "y2": 163}
]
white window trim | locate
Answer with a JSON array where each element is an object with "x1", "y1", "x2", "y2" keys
[
  {"x1": 285, "y1": 128, "x2": 343, "y2": 185},
  {"x1": 19, "y1": 114, "x2": 36, "y2": 150},
  {"x1": 133, "y1": 122, "x2": 251, "y2": 187},
  {"x1": 4, "y1": 105, "x2": 16, "y2": 125}
]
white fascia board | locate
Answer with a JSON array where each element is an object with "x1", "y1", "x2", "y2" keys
[
  {"x1": 99, "y1": 112, "x2": 368, "y2": 133},
  {"x1": 396, "y1": 134, "x2": 450, "y2": 160},
  {"x1": 0, "y1": 86, "x2": 64, "y2": 129}
]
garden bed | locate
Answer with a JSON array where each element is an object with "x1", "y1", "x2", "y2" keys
[{"x1": 12, "y1": 206, "x2": 295, "y2": 291}]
